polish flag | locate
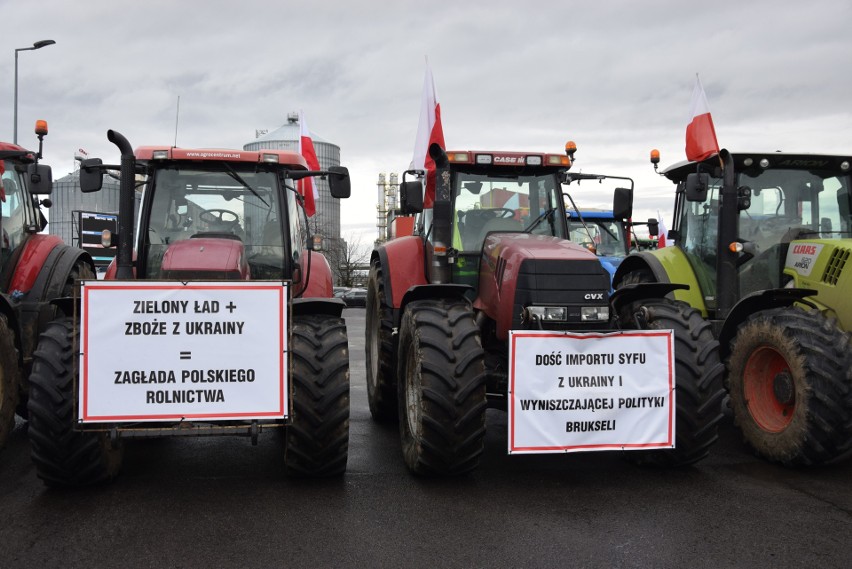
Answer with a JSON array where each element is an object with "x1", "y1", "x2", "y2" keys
[
  {"x1": 685, "y1": 75, "x2": 720, "y2": 162},
  {"x1": 411, "y1": 59, "x2": 445, "y2": 209},
  {"x1": 299, "y1": 110, "x2": 321, "y2": 217},
  {"x1": 657, "y1": 210, "x2": 667, "y2": 248}
]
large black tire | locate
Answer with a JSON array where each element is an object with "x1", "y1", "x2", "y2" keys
[
  {"x1": 27, "y1": 317, "x2": 123, "y2": 487},
  {"x1": 365, "y1": 260, "x2": 397, "y2": 422},
  {"x1": 16, "y1": 258, "x2": 96, "y2": 421},
  {"x1": 618, "y1": 268, "x2": 656, "y2": 288},
  {"x1": 726, "y1": 307, "x2": 852, "y2": 466},
  {"x1": 618, "y1": 298, "x2": 725, "y2": 466},
  {"x1": 397, "y1": 298, "x2": 487, "y2": 475},
  {"x1": 0, "y1": 313, "x2": 21, "y2": 450},
  {"x1": 285, "y1": 314, "x2": 350, "y2": 477}
]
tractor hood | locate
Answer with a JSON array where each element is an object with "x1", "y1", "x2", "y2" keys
[
  {"x1": 474, "y1": 233, "x2": 611, "y2": 340},
  {"x1": 160, "y1": 237, "x2": 249, "y2": 280}
]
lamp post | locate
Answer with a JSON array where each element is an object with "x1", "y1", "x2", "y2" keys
[{"x1": 14, "y1": 39, "x2": 56, "y2": 144}]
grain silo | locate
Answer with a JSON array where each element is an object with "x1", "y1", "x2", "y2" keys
[{"x1": 244, "y1": 113, "x2": 342, "y2": 255}]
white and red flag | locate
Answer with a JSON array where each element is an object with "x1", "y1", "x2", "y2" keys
[
  {"x1": 298, "y1": 110, "x2": 321, "y2": 217},
  {"x1": 685, "y1": 74, "x2": 720, "y2": 162},
  {"x1": 410, "y1": 59, "x2": 445, "y2": 209},
  {"x1": 657, "y1": 210, "x2": 667, "y2": 248}
]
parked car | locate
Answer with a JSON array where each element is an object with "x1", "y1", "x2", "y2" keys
[{"x1": 341, "y1": 287, "x2": 367, "y2": 308}]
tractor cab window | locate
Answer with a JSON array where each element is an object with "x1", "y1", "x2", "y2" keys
[
  {"x1": 743, "y1": 171, "x2": 851, "y2": 240},
  {"x1": 1, "y1": 161, "x2": 35, "y2": 260},
  {"x1": 452, "y1": 172, "x2": 563, "y2": 253},
  {"x1": 681, "y1": 179, "x2": 720, "y2": 304},
  {"x1": 737, "y1": 169, "x2": 851, "y2": 293},
  {"x1": 285, "y1": 187, "x2": 306, "y2": 268},
  {"x1": 143, "y1": 166, "x2": 285, "y2": 279},
  {"x1": 738, "y1": 170, "x2": 846, "y2": 248},
  {"x1": 566, "y1": 215, "x2": 627, "y2": 258}
]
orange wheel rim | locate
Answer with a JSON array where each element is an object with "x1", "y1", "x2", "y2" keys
[{"x1": 743, "y1": 345, "x2": 795, "y2": 433}]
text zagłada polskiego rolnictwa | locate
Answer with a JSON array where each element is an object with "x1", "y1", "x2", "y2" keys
[{"x1": 116, "y1": 298, "x2": 253, "y2": 404}]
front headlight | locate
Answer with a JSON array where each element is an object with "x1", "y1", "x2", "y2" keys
[
  {"x1": 580, "y1": 306, "x2": 609, "y2": 321},
  {"x1": 525, "y1": 306, "x2": 568, "y2": 322}
]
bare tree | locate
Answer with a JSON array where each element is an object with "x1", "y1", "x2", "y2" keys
[{"x1": 325, "y1": 232, "x2": 371, "y2": 287}]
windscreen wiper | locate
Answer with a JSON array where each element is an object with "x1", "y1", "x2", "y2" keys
[{"x1": 222, "y1": 162, "x2": 269, "y2": 207}]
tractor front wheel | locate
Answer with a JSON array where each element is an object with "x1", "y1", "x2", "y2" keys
[
  {"x1": 285, "y1": 314, "x2": 350, "y2": 476},
  {"x1": 618, "y1": 298, "x2": 725, "y2": 466},
  {"x1": 727, "y1": 307, "x2": 852, "y2": 465},
  {"x1": 397, "y1": 298, "x2": 486, "y2": 475},
  {"x1": 0, "y1": 313, "x2": 21, "y2": 450},
  {"x1": 27, "y1": 317, "x2": 123, "y2": 486},
  {"x1": 365, "y1": 260, "x2": 397, "y2": 422}
]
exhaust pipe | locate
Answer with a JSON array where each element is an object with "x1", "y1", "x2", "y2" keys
[{"x1": 108, "y1": 130, "x2": 135, "y2": 280}]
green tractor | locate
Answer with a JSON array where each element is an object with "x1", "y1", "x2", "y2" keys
[{"x1": 614, "y1": 149, "x2": 852, "y2": 466}]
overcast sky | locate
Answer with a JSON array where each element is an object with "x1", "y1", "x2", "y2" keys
[{"x1": 4, "y1": 0, "x2": 851, "y2": 245}]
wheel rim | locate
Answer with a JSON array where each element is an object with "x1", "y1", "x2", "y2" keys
[
  {"x1": 743, "y1": 345, "x2": 795, "y2": 433},
  {"x1": 366, "y1": 293, "x2": 379, "y2": 386},
  {"x1": 404, "y1": 349, "x2": 422, "y2": 440}
]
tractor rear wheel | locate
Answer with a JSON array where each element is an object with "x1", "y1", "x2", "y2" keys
[
  {"x1": 618, "y1": 298, "x2": 725, "y2": 466},
  {"x1": 727, "y1": 307, "x2": 852, "y2": 465},
  {"x1": 285, "y1": 314, "x2": 350, "y2": 477},
  {"x1": 27, "y1": 317, "x2": 123, "y2": 486},
  {"x1": 0, "y1": 313, "x2": 21, "y2": 450},
  {"x1": 397, "y1": 298, "x2": 486, "y2": 475},
  {"x1": 365, "y1": 260, "x2": 397, "y2": 422}
]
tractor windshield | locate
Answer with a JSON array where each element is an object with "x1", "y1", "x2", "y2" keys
[
  {"x1": 143, "y1": 165, "x2": 288, "y2": 279},
  {"x1": 452, "y1": 172, "x2": 564, "y2": 253}
]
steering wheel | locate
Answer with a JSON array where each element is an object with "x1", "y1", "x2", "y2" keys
[
  {"x1": 199, "y1": 208, "x2": 240, "y2": 230},
  {"x1": 465, "y1": 208, "x2": 514, "y2": 220}
]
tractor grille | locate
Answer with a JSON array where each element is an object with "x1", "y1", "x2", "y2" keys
[
  {"x1": 821, "y1": 247, "x2": 850, "y2": 286},
  {"x1": 512, "y1": 258, "x2": 610, "y2": 331}
]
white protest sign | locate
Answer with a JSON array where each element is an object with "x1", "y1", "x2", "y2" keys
[
  {"x1": 79, "y1": 281, "x2": 288, "y2": 422},
  {"x1": 508, "y1": 330, "x2": 674, "y2": 454}
]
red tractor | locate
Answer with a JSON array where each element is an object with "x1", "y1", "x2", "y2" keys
[
  {"x1": 26, "y1": 130, "x2": 351, "y2": 486},
  {"x1": 0, "y1": 121, "x2": 95, "y2": 449},
  {"x1": 366, "y1": 143, "x2": 725, "y2": 475}
]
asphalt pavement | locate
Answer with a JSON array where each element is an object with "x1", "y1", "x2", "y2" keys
[{"x1": 0, "y1": 308, "x2": 850, "y2": 568}]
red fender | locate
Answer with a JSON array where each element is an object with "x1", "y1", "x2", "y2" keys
[
  {"x1": 378, "y1": 235, "x2": 427, "y2": 308},
  {"x1": 104, "y1": 251, "x2": 137, "y2": 279},
  {"x1": 7, "y1": 234, "x2": 63, "y2": 294},
  {"x1": 300, "y1": 250, "x2": 333, "y2": 298}
]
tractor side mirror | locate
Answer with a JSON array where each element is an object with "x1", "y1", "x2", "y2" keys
[
  {"x1": 613, "y1": 187, "x2": 632, "y2": 219},
  {"x1": 327, "y1": 166, "x2": 351, "y2": 199},
  {"x1": 647, "y1": 218, "x2": 659, "y2": 237},
  {"x1": 685, "y1": 173, "x2": 709, "y2": 202},
  {"x1": 79, "y1": 158, "x2": 104, "y2": 193},
  {"x1": 400, "y1": 180, "x2": 424, "y2": 214},
  {"x1": 737, "y1": 185, "x2": 752, "y2": 211},
  {"x1": 27, "y1": 163, "x2": 53, "y2": 194}
]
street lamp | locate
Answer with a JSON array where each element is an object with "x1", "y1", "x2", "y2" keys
[{"x1": 14, "y1": 39, "x2": 56, "y2": 144}]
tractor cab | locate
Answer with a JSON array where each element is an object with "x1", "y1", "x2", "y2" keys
[
  {"x1": 0, "y1": 125, "x2": 53, "y2": 277},
  {"x1": 442, "y1": 156, "x2": 571, "y2": 290},
  {"x1": 82, "y1": 145, "x2": 349, "y2": 289},
  {"x1": 660, "y1": 152, "x2": 852, "y2": 317}
]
